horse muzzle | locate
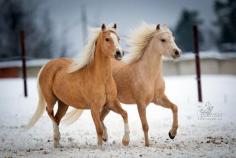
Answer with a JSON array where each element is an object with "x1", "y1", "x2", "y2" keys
[
  {"x1": 172, "y1": 49, "x2": 182, "y2": 59},
  {"x1": 114, "y1": 50, "x2": 124, "y2": 60}
]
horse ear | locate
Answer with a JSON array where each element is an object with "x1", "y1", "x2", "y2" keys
[
  {"x1": 156, "y1": 24, "x2": 160, "y2": 30},
  {"x1": 113, "y1": 23, "x2": 117, "y2": 29},
  {"x1": 101, "y1": 24, "x2": 106, "y2": 31}
]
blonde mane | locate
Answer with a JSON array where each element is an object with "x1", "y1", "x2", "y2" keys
[
  {"x1": 67, "y1": 27, "x2": 117, "y2": 73},
  {"x1": 67, "y1": 27, "x2": 100, "y2": 73},
  {"x1": 123, "y1": 22, "x2": 156, "y2": 64}
]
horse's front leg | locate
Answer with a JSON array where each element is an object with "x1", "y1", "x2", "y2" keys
[
  {"x1": 109, "y1": 99, "x2": 130, "y2": 146},
  {"x1": 90, "y1": 106, "x2": 104, "y2": 148},
  {"x1": 137, "y1": 104, "x2": 149, "y2": 147},
  {"x1": 100, "y1": 105, "x2": 110, "y2": 141},
  {"x1": 154, "y1": 94, "x2": 178, "y2": 139}
]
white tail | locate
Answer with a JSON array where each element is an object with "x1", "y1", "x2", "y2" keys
[
  {"x1": 26, "y1": 66, "x2": 46, "y2": 129},
  {"x1": 62, "y1": 109, "x2": 83, "y2": 125}
]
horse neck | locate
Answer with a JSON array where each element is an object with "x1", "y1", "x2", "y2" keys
[
  {"x1": 136, "y1": 39, "x2": 163, "y2": 80},
  {"x1": 90, "y1": 43, "x2": 111, "y2": 79}
]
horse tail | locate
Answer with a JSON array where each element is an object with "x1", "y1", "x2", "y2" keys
[
  {"x1": 26, "y1": 65, "x2": 46, "y2": 129},
  {"x1": 61, "y1": 109, "x2": 83, "y2": 125}
]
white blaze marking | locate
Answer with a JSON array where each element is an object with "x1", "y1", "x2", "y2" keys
[{"x1": 111, "y1": 33, "x2": 122, "y2": 52}]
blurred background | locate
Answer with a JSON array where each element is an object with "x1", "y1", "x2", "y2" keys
[
  {"x1": 1, "y1": 1, "x2": 236, "y2": 157},
  {"x1": 0, "y1": 0, "x2": 236, "y2": 77}
]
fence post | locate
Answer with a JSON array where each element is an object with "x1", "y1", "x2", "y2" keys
[
  {"x1": 20, "y1": 31, "x2": 28, "y2": 97},
  {"x1": 193, "y1": 25, "x2": 202, "y2": 102}
]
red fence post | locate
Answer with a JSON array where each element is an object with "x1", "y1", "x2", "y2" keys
[
  {"x1": 193, "y1": 25, "x2": 202, "y2": 102},
  {"x1": 20, "y1": 31, "x2": 28, "y2": 97}
]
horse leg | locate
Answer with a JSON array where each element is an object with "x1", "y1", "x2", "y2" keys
[
  {"x1": 155, "y1": 94, "x2": 178, "y2": 139},
  {"x1": 100, "y1": 105, "x2": 110, "y2": 142},
  {"x1": 55, "y1": 100, "x2": 69, "y2": 125},
  {"x1": 90, "y1": 107, "x2": 104, "y2": 148},
  {"x1": 137, "y1": 104, "x2": 149, "y2": 147},
  {"x1": 50, "y1": 100, "x2": 69, "y2": 147},
  {"x1": 45, "y1": 95, "x2": 61, "y2": 148},
  {"x1": 109, "y1": 100, "x2": 130, "y2": 146}
]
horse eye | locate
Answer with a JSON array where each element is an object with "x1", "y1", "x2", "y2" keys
[
  {"x1": 161, "y1": 39, "x2": 166, "y2": 42},
  {"x1": 105, "y1": 38, "x2": 110, "y2": 42}
]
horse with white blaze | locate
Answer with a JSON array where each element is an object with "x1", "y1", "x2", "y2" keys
[
  {"x1": 26, "y1": 24, "x2": 130, "y2": 148},
  {"x1": 65, "y1": 22, "x2": 182, "y2": 147}
]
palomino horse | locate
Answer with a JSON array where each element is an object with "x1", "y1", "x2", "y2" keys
[
  {"x1": 65, "y1": 23, "x2": 182, "y2": 146},
  {"x1": 107, "y1": 23, "x2": 182, "y2": 146},
  {"x1": 26, "y1": 24, "x2": 130, "y2": 148}
]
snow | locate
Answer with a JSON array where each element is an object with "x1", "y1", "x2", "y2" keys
[{"x1": 0, "y1": 75, "x2": 236, "y2": 157}]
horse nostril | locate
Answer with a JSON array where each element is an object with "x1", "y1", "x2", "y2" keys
[
  {"x1": 115, "y1": 50, "x2": 123, "y2": 60},
  {"x1": 175, "y1": 50, "x2": 180, "y2": 56},
  {"x1": 116, "y1": 50, "x2": 121, "y2": 56}
]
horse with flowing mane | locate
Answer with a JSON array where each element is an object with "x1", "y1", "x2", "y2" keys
[
  {"x1": 26, "y1": 24, "x2": 130, "y2": 148},
  {"x1": 65, "y1": 22, "x2": 182, "y2": 147}
]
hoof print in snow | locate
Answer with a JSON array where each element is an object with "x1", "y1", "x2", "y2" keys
[
  {"x1": 68, "y1": 137, "x2": 73, "y2": 142},
  {"x1": 205, "y1": 136, "x2": 228, "y2": 145}
]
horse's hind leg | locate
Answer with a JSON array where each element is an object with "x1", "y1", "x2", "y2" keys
[
  {"x1": 47, "y1": 99, "x2": 69, "y2": 148},
  {"x1": 154, "y1": 94, "x2": 178, "y2": 139},
  {"x1": 109, "y1": 99, "x2": 130, "y2": 146},
  {"x1": 55, "y1": 100, "x2": 69, "y2": 125},
  {"x1": 51, "y1": 100, "x2": 69, "y2": 147},
  {"x1": 44, "y1": 94, "x2": 61, "y2": 148}
]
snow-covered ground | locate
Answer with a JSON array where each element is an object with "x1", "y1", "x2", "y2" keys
[{"x1": 0, "y1": 75, "x2": 236, "y2": 158}]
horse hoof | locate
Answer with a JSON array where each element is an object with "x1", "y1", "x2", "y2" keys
[
  {"x1": 97, "y1": 145, "x2": 105, "y2": 150},
  {"x1": 122, "y1": 134, "x2": 130, "y2": 146},
  {"x1": 102, "y1": 135, "x2": 108, "y2": 142},
  {"x1": 53, "y1": 142, "x2": 61, "y2": 148},
  {"x1": 122, "y1": 139, "x2": 129, "y2": 146},
  {"x1": 102, "y1": 131, "x2": 108, "y2": 142},
  {"x1": 168, "y1": 131, "x2": 175, "y2": 139},
  {"x1": 145, "y1": 143, "x2": 150, "y2": 147}
]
